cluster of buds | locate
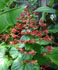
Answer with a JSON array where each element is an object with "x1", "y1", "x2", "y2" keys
[
  {"x1": 42, "y1": 46, "x2": 53, "y2": 56},
  {"x1": 40, "y1": 64, "x2": 49, "y2": 70},
  {"x1": 24, "y1": 50, "x2": 36, "y2": 55},
  {"x1": 46, "y1": 46, "x2": 53, "y2": 54},
  {"x1": 9, "y1": 39, "x2": 19, "y2": 44},
  {"x1": 0, "y1": 34, "x2": 10, "y2": 42},
  {"x1": 15, "y1": 47, "x2": 24, "y2": 53},
  {"x1": 15, "y1": 47, "x2": 36, "y2": 55},
  {"x1": 22, "y1": 60, "x2": 37, "y2": 63},
  {"x1": 43, "y1": 35, "x2": 52, "y2": 41}
]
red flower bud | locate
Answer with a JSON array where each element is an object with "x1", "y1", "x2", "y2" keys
[
  {"x1": 43, "y1": 30, "x2": 49, "y2": 34},
  {"x1": 16, "y1": 17, "x2": 22, "y2": 20},
  {"x1": 20, "y1": 12, "x2": 26, "y2": 16},
  {"x1": 40, "y1": 23, "x2": 46, "y2": 27},
  {"x1": 46, "y1": 46, "x2": 53, "y2": 54},
  {"x1": 42, "y1": 52, "x2": 46, "y2": 56},
  {"x1": 39, "y1": 20, "x2": 43, "y2": 23},
  {"x1": 29, "y1": 16, "x2": 32, "y2": 19},
  {"x1": 26, "y1": 13, "x2": 30, "y2": 16},
  {"x1": 24, "y1": 52, "x2": 29, "y2": 55},
  {"x1": 24, "y1": 8, "x2": 28, "y2": 12},
  {"x1": 28, "y1": 50, "x2": 36, "y2": 55},
  {"x1": 20, "y1": 48, "x2": 24, "y2": 53},
  {"x1": 30, "y1": 60, "x2": 37, "y2": 63},
  {"x1": 26, "y1": 5, "x2": 30, "y2": 8},
  {"x1": 11, "y1": 28, "x2": 17, "y2": 33}
]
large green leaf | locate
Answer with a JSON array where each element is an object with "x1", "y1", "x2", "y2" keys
[
  {"x1": 0, "y1": 6, "x2": 26, "y2": 33},
  {"x1": 0, "y1": 0, "x2": 9, "y2": 10},
  {"x1": 46, "y1": 47, "x2": 58, "y2": 65},
  {"x1": 9, "y1": 47, "x2": 20, "y2": 59},
  {"x1": 0, "y1": 0, "x2": 16, "y2": 10},
  {"x1": 0, "y1": 57, "x2": 9, "y2": 70},
  {"x1": 34, "y1": 54, "x2": 50, "y2": 65},
  {"x1": 11, "y1": 56, "x2": 40, "y2": 70},
  {"x1": 34, "y1": 7, "x2": 57, "y2": 13}
]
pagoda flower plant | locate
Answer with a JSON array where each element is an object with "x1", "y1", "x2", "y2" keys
[{"x1": 0, "y1": 6, "x2": 58, "y2": 70}]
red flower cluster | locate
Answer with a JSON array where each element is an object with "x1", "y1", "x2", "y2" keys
[
  {"x1": 15, "y1": 6, "x2": 51, "y2": 45},
  {"x1": 0, "y1": 6, "x2": 53, "y2": 66}
]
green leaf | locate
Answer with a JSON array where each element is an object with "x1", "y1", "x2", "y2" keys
[
  {"x1": 48, "y1": 0, "x2": 54, "y2": 7},
  {"x1": 9, "y1": 47, "x2": 20, "y2": 59},
  {"x1": 7, "y1": 43, "x2": 25, "y2": 48},
  {"x1": 48, "y1": 24, "x2": 58, "y2": 33},
  {"x1": 0, "y1": 6, "x2": 26, "y2": 33},
  {"x1": 7, "y1": 44, "x2": 20, "y2": 48},
  {"x1": 0, "y1": 45, "x2": 7, "y2": 57},
  {"x1": 22, "y1": 54, "x2": 33, "y2": 60},
  {"x1": 0, "y1": 0, "x2": 16, "y2": 10},
  {"x1": 20, "y1": 35, "x2": 30, "y2": 41},
  {"x1": 34, "y1": 54, "x2": 50, "y2": 65},
  {"x1": 46, "y1": 47, "x2": 58, "y2": 65},
  {"x1": 11, "y1": 56, "x2": 40, "y2": 70},
  {"x1": 34, "y1": 7, "x2": 56, "y2": 13},
  {"x1": 0, "y1": 0, "x2": 9, "y2": 10},
  {"x1": 36, "y1": 40, "x2": 54, "y2": 45},
  {"x1": 0, "y1": 45, "x2": 9, "y2": 70},
  {"x1": 0, "y1": 57, "x2": 9, "y2": 70},
  {"x1": 49, "y1": 29, "x2": 58, "y2": 33},
  {"x1": 54, "y1": 0, "x2": 58, "y2": 3},
  {"x1": 25, "y1": 63, "x2": 40, "y2": 70},
  {"x1": 40, "y1": 12, "x2": 46, "y2": 21}
]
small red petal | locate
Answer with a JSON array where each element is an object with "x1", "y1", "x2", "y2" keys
[{"x1": 43, "y1": 52, "x2": 46, "y2": 56}]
